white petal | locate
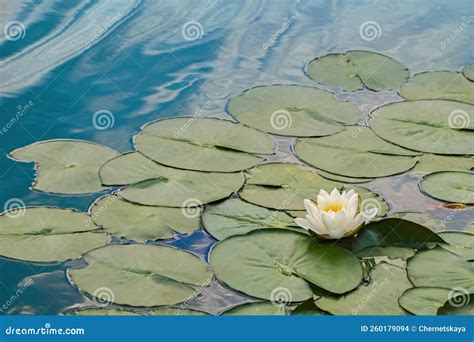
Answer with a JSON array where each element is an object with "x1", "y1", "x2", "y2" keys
[
  {"x1": 304, "y1": 199, "x2": 320, "y2": 219},
  {"x1": 346, "y1": 196, "x2": 358, "y2": 220},
  {"x1": 346, "y1": 213, "x2": 365, "y2": 232},
  {"x1": 327, "y1": 227, "x2": 346, "y2": 239},
  {"x1": 321, "y1": 212, "x2": 337, "y2": 232},
  {"x1": 294, "y1": 218, "x2": 313, "y2": 231},
  {"x1": 330, "y1": 188, "x2": 342, "y2": 202},
  {"x1": 306, "y1": 215, "x2": 328, "y2": 235},
  {"x1": 317, "y1": 190, "x2": 330, "y2": 208}
]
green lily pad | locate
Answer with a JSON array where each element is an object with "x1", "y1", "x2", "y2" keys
[
  {"x1": 90, "y1": 195, "x2": 200, "y2": 241},
  {"x1": 398, "y1": 287, "x2": 451, "y2": 315},
  {"x1": 316, "y1": 169, "x2": 374, "y2": 184},
  {"x1": 202, "y1": 198, "x2": 300, "y2": 241},
  {"x1": 71, "y1": 308, "x2": 208, "y2": 316},
  {"x1": 388, "y1": 212, "x2": 445, "y2": 232},
  {"x1": 370, "y1": 100, "x2": 474, "y2": 155},
  {"x1": 210, "y1": 229, "x2": 362, "y2": 301},
  {"x1": 227, "y1": 85, "x2": 360, "y2": 137},
  {"x1": 400, "y1": 71, "x2": 474, "y2": 104},
  {"x1": 10, "y1": 140, "x2": 119, "y2": 194},
  {"x1": 134, "y1": 118, "x2": 274, "y2": 172},
  {"x1": 462, "y1": 65, "x2": 474, "y2": 82},
  {"x1": 411, "y1": 154, "x2": 474, "y2": 176},
  {"x1": 352, "y1": 218, "x2": 445, "y2": 253},
  {"x1": 465, "y1": 222, "x2": 474, "y2": 234},
  {"x1": 238, "y1": 163, "x2": 341, "y2": 210},
  {"x1": 406, "y1": 247, "x2": 474, "y2": 292},
  {"x1": 100, "y1": 152, "x2": 245, "y2": 207},
  {"x1": 291, "y1": 298, "x2": 328, "y2": 315},
  {"x1": 0, "y1": 207, "x2": 107, "y2": 262},
  {"x1": 439, "y1": 231, "x2": 474, "y2": 260},
  {"x1": 222, "y1": 302, "x2": 286, "y2": 315},
  {"x1": 419, "y1": 171, "x2": 474, "y2": 204},
  {"x1": 315, "y1": 262, "x2": 412, "y2": 315},
  {"x1": 438, "y1": 294, "x2": 474, "y2": 315},
  {"x1": 294, "y1": 127, "x2": 418, "y2": 178},
  {"x1": 355, "y1": 246, "x2": 415, "y2": 260},
  {"x1": 70, "y1": 244, "x2": 212, "y2": 307},
  {"x1": 307, "y1": 51, "x2": 409, "y2": 92}
]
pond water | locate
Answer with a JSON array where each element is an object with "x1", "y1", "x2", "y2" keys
[{"x1": 0, "y1": 0, "x2": 472, "y2": 315}]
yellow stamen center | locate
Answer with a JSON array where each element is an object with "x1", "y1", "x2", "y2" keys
[{"x1": 323, "y1": 203, "x2": 343, "y2": 213}]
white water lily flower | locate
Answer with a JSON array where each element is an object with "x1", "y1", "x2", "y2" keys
[{"x1": 295, "y1": 188, "x2": 378, "y2": 240}]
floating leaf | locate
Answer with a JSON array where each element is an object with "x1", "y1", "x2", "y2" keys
[
  {"x1": 210, "y1": 229, "x2": 362, "y2": 301},
  {"x1": 400, "y1": 71, "x2": 474, "y2": 104},
  {"x1": 315, "y1": 262, "x2": 411, "y2": 315},
  {"x1": 411, "y1": 154, "x2": 474, "y2": 176},
  {"x1": 0, "y1": 207, "x2": 107, "y2": 262},
  {"x1": 370, "y1": 100, "x2": 474, "y2": 155},
  {"x1": 462, "y1": 65, "x2": 474, "y2": 82},
  {"x1": 100, "y1": 152, "x2": 245, "y2": 207},
  {"x1": 239, "y1": 163, "x2": 341, "y2": 210},
  {"x1": 202, "y1": 198, "x2": 300, "y2": 241},
  {"x1": 355, "y1": 246, "x2": 415, "y2": 260},
  {"x1": 291, "y1": 298, "x2": 328, "y2": 315},
  {"x1": 439, "y1": 231, "x2": 474, "y2": 260},
  {"x1": 316, "y1": 169, "x2": 374, "y2": 184},
  {"x1": 90, "y1": 195, "x2": 200, "y2": 241},
  {"x1": 398, "y1": 287, "x2": 451, "y2": 315},
  {"x1": 71, "y1": 308, "x2": 207, "y2": 315},
  {"x1": 419, "y1": 171, "x2": 474, "y2": 204},
  {"x1": 406, "y1": 247, "x2": 474, "y2": 292},
  {"x1": 10, "y1": 140, "x2": 119, "y2": 194},
  {"x1": 134, "y1": 118, "x2": 274, "y2": 172},
  {"x1": 294, "y1": 127, "x2": 418, "y2": 178},
  {"x1": 222, "y1": 302, "x2": 286, "y2": 315},
  {"x1": 70, "y1": 244, "x2": 212, "y2": 307},
  {"x1": 352, "y1": 218, "x2": 445, "y2": 253},
  {"x1": 388, "y1": 212, "x2": 445, "y2": 232},
  {"x1": 227, "y1": 85, "x2": 361, "y2": 137},
  {"x1": 307, "y1": 50, "x2": 409, "y2": 92},
  {"x1": 438, "y1": 294, "x2": 474, "y2": 315}
]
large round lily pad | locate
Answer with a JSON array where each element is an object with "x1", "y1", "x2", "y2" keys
[
  {"x1": 398, "y1": 287, "x2": 451, "y2": 315},
  {"x1": 71, "y1": 308, "x2": 208, "y2": 316},
  {"x1": 306, "y1": 50, "x2": 409, "y2": 92},
  {"x1": 439, "y1": 231, "x2": 474, "y2": 261},
  {"x1": 316, "y1": 169, "x2": 374, "y2": 184},
  {"x1": 387, "y1": 212, "x2": 445, "y2": 232},
  {"x1": 438, "y1": 295, "x2": 474, "y2": 315},
  {"x1": 10, "y1": 140, "x2": 119, "y2": 194},
  {"x1": 210, "y1": 229, "x2": 362, "y2": 301},
  {"x1": 227, "y1": 85, "x2": 361, "y2": 137},
  {"x1": 411, "y1": 154, "x2": 474, "y2": 176},
  {"x1": 222, "y1": 302, "x2": 286, "y2": 316},
  {"x1": 419, "y1": 171, "x2": 474, "y2": 204},
  {"x1": 134, "y1": 118, "x2": 275, "y2": 172},
  {"x1": 352, "y1": 218, "x2": 445, "y2": 253},
  {"x1": 294, "y1": 127, "x2": 418, "y2": 178},
  {"x1": 370, "y1": 100, "x2": 474, "y2": 155},
  {"x1": 202, "y1": 198, "x2": 300, "y2": 240},
  {"x1": 100, "y1": 152, "x2": 245, "y2": 207},
  {"x1": 315, "y1": 262, "x2": 412, "y2": 315},
  {"x1": 400, "y1": 71, "x2": 474, "y2": 104},
  {"x1": 70, "y1": 244, "x2": 212, "y2": 307},
  {"x1": 238, "y1": 163, "x2": 341, "y2": 210},
  {"x1": 406, "y1": 247, "x2": 474, "y2": 292},
  {"x1": 90, "y1": 195, "x2": 200, "y2": 241},
  {"x1": 0, "y1": 207, "x2": 107, "y2": 262}
]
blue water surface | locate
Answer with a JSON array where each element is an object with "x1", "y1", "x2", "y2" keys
[{"x1": 0, "y1": 0, "x2": 473, "y2": 315}]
